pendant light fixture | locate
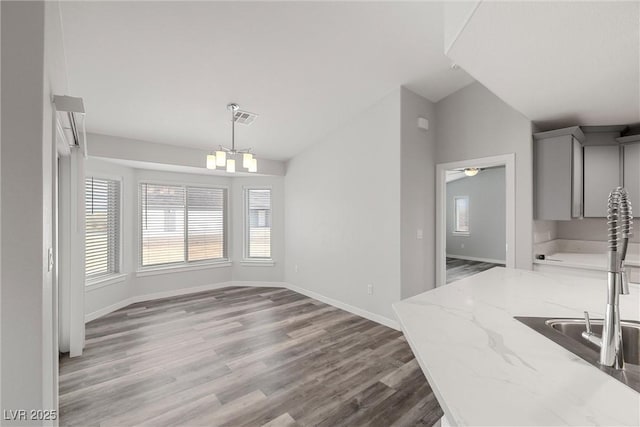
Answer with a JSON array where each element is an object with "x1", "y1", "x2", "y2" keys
[{"x1": 206, "y1": 103, "x2": 257, "y2": 173}]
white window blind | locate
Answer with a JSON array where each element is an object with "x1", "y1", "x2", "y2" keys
[
  {"x1": 140, "y1": 183, "x2": 227, "y2": 268},
  {"x1": 246, "y1": 189, "x2": 272, "y2": 258},
  {"x1": 187, "y1": 186, "x2": 226, "y2": 262},
  {"x1": 85, "y1": 177, "x2": 120, "y2": 280}
]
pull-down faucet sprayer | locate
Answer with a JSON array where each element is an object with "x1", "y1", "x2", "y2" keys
[{"x1": 582, "y1": 187, "x2": 633, "y2": 369}]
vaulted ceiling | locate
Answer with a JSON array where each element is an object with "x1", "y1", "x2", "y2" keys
[{"x1": 60, "y1": 1, "x2": 474, "y2": 161}]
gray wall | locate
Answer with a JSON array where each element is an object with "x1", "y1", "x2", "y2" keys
[
  {"x1": 446, "y1": 167, "x2": 506, "y2": 262},
  {"x1": 285, "y1": 90, "x2": 402, "y2": 321},
  {"x1": 557, "y1": 218, "x2": 640, "y2": 243},
  {"x1": 400, "y1": 88, "x2": 436, "y2": 298},
  {"x1": 435, "y1": 82, "x2": 533, "y2": 269},
  {"x1": 84, "y1": 157, "x2": 286, "y2": 317},
  {"x1": 1, "y1": 1, "x2": 59, "y2": 419}
]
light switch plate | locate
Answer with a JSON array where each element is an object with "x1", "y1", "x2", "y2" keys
[{"x1": 47, "y1": 248, "x2": 54, "y2": 272}]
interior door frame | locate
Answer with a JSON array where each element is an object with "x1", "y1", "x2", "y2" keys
[{"x1": 435, "y1": 153, "x2": 516, "y2": 287}]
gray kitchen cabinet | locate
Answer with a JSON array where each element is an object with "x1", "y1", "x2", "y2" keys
[
  {"x1": 583, "y1": 145, "x2": 621, "y2": 217},
  {"x1": 534, "y1": 127, "x2": 585, "y2": 220},
  {"x1": 623, "y1": 142, "x2": 640, "y2": 209}
]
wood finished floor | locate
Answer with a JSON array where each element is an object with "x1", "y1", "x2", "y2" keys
[
  {"x1": 59, "y1": 287, "x2": 443, "y2": 427},
  {"x1": 446, "y1": 257, "x2": 504, "y2": 284}
]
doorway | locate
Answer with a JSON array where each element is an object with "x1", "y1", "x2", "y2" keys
[{"x1": 435, "y1": 154, "x2": 516, "y2": 287}]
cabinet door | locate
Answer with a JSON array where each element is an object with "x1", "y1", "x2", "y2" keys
[
  {"x1": 572, "y1": 137, "x2": 583, "y2": 218},
  {"x1": 535, "y1": 135, "x2": 574, "y2": 220},
  {"x1": 584, "y1": 145, "x2": 621, "y2": 217},
  {"x1": 624, "y1": 144, "x2": 640, "y2": 209}
]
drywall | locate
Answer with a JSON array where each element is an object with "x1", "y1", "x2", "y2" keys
[
  {"x1": 400, "y1": 88, "x2": 436, "y2": 299},
  {"x1": 88, "y1": 133, "x2": 286, "y2": 177},
  {"x1": 1, "y1": 1, "x2": 57, "y2": 420},
  {"x1": 533, "y1": 220, "x2": 557, "y2": 244},
  {"x1": 557, "y1": 219, "x2": 640, "y2": 244},
  {"x1": 435, "y1": 82, "x2": 533, "y2": 269},
  {"x1": 446, "y1": 167, "x2": 506, "y2": 262},
  {"x1": 83, "y1": 157, "x2": 285, "y2": 318},
  {"x1": 285, "y1": 90, "x2": 402, "y2": 321}
]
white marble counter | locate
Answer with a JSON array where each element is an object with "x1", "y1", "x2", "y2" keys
[{"x1": 393, "y1": 268, "x2": 640, "y2": 426}]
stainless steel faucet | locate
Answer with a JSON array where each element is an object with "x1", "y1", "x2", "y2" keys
[{"x1": 582, "y1": 187, "x2": 633, "y2": 369}]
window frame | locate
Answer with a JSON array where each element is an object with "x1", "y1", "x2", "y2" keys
[
  {"x1": 84, "y1": 173, "x2": 124, "y2": 286},
  {"x1": 137, "y1": 180, "x2": 230, "y2": 272},
  {"x1": 243, "y1": 186, "x2": 273, "y2": 263},
  {"x1": 453, "y1": 195, "x2": 470, "y2": 236}
]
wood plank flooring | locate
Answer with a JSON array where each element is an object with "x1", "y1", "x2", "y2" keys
[
  {"x1": 446, "y1": 257, "x2": 504, "y2": 284},
  {"x1": 59, "y1": 286, "x2": 443, "y2": 426}
]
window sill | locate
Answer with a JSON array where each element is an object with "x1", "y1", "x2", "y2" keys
[
  {"x1": 452, "y1": 231, "x2": 471, "y2": 237},
  {"x1": 136, "y1": 261, "x2": 232, "y2": 277},
  {"x1": 240, "y1": 259, "x2": 275, "y2": 267},
  {"x1": 85, "y1": 273, "x2": 127, "y2": 291}
]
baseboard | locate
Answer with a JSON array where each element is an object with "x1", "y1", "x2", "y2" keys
[
  {"x1": 85, "y1": 281, "x2": 233, "y2": 322},
  {"x1": 285, "y1": 282, "x2": 400, "y2": 331},
  {"x1": 446, "y1": 254, "x2": 505, "y2": 264},
  {"x1": 85, "y1": 280, "x2": 400, "y2": 331},
  {"x1": 85, "y1": 298, "x2": 136, "y2": 323}
]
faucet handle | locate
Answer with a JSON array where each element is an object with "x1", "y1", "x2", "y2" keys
[
  {"x1": 584, "y1": 311, "x2": 592, "y2": 334},
  {"x1": 620, "y1": 269, "x2": 630, "y2": 295}
]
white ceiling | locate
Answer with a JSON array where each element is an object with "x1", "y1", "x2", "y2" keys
[
  {"x1": 447, "y1": 1, "x2": 640, "y2": 130},
  {"x1": 59, "y1": 1, "x2": 474, "y2": 161}
]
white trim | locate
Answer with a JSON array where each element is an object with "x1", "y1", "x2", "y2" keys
[
  {"x1": 84, "y1": 280, "x2": 400, "y2": 330},
  {"x1": 445, "y1": 254, "x2": 505, "y2": 264},
  {"x1": 240, "y1": 259, "x2": 275, "y2": 267},
  {"x1": 85, "y1": 273, "x2": 127, "y2": 291},
  {"x1": 436, "y1": 153, "x2": 516, "y2": 287},
  {"x1": 285, "y1": 283, "x2": 400, "y2": 330},
  {"x1": 136, "y1": 261, "x2": 232, "y2": 277}
]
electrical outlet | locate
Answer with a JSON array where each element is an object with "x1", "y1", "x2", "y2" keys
[
  {"x1": 416, "y1": 229, "x2": 423, "y2": 240},
  {"x1": 461, "y1": 243, "x2": 465, "y2": 249},
  {"x1": 367, "y1": 284, "x2": 373, "y2": 295},
  {"x1": 294, "y1": 264, "x2": 299, "y2": 273}
]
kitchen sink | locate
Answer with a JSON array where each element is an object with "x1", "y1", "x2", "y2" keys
[
  {"x1": 515, "y1": 316, "x2": 640, "y2": 392},
  {"x1": 546, "y1": 318, "x2": 640, "y2": 365}
]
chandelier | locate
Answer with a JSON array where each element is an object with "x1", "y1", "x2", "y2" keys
[{"x1": 206, "y1": 103, "x2": 257, "y2": 173}]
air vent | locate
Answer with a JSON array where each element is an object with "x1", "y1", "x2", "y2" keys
[{"x1": 234, "y1": 110, "x2": 258, "y2": 126}]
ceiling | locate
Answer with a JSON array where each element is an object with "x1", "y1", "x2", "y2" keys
[
  {"x1": 447, "y1": 1, "x2": 640, "y2": 130},
  {"x1": 59, "y1": 1, "x2": 474, "y2": 161}
]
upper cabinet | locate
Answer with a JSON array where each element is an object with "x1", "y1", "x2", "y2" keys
[
  {"x1": 620, "y1": 135, "x2": 640, "y2": 211},
  {"x1": 534, "y1": 127, "x2": 585, "y2": 220},
  {"x1": 582, "y1": 127, "x2": 626, "y2": 217},
  {"x1": 535, "y1": 125, "x2": 640, "y2": 220}
]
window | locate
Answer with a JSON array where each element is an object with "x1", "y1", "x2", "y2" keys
[
  {"x1": 140, "y1": 183, "x2": 227, "y2": 268},
  {"x1": 454, "y1": 196, "x2": 469, "y2": 234},
  {"x1": 245, "y1": 188, "x2": 272, "y2": 259},
  {"x1": 85, "y1": 177, "x2": 121, "y2": 280}
]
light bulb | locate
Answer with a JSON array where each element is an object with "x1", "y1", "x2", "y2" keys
[
  {"x1": 215, "y1": 151, "x2": 226, "y2": 167},
  {"x1": 206, "y1": 154, "x2": 216, "y2": 169},
  {"x1": 226, "y1": 158, "x2": 236, "y2": 173},
  {"x1": 464, "y1": 168, "x2": 479, "y2": 177},
  {"x1": 248, "y1": 157, "x2": 257, "y2": 173},
  {"x1": 243, "y1": 153, "x2": 253, "y2": 168}
]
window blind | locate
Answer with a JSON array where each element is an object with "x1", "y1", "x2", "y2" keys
[
  {"x1": 246, "y1": 189, "x2": 271, "y2": 258},
  {"x1": 187, "y1": 186, "x2": 226, "y2": 261},
  {"x1": 85, "y1": 177, "x2": 120, "y2": 279},
  {"x1": 140, "y1": 183, "x2": 227, "y2": 267}
]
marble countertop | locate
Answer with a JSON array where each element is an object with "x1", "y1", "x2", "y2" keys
[{"x1": 393, "y1": 267, "x2": 640, "y2": 426}]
